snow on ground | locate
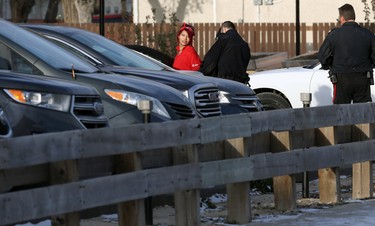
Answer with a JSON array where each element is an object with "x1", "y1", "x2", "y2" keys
[
  {"x1": 15, "y1": 199, "x2": 375, "y2": 226},
  {"x1": 16, "y1": 220, "x2": 50, "y2": 226},
  {"x1": 15, "y1": 175, "x2": 375, "y2": 226}
]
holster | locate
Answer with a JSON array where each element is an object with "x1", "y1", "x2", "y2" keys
[
  {"x1": 367, "y1": 71, "x2": 374, "y2": 85},
  {"x1": 328, "y1": 71, "x2": 337, "y2": 84}
]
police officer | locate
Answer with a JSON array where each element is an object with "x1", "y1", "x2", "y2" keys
[
  {"x1": 199, "y1": 21, "x2": 251, "y2": 84},
  {"x1": 318, "y1": 3, "x2": 375, "y2": 104}
]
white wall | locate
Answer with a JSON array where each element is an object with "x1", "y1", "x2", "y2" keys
[{"x1": 135, "y1": 0, "x2": 371, "y2": 24}]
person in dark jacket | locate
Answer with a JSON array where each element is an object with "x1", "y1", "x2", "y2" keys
[
  {"x1": 318, "y1": 3, "x2": 375, "y2": 104},
  {"x1": 199, "y1": 21, "x2": 251, "y2": 84}
]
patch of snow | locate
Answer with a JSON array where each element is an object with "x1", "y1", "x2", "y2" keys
[
  {"x1": 101, "y1": 214, "x2": 118, "y2": 222},
  {"x1": 209, "y1": 193, "x2": 227, "y2": 203},
  {"x1": 252, "y1": 212, "x2": 302, "y2": 223},
  {"x1": 16, "y1": 220, "x2": 51, "y2": 226}
]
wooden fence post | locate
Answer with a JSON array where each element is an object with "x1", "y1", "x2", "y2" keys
[
  {"x1": 271, "y1": 131, "x2": 296, "y2": 211},
  {"x1": 50, "y1": 160, "x2": 80, "y2": 226},
  {"x1": 352, "y1": 123, "x2": 374, "y2": 199},
  {"x1": 116, "y1": 153, "x2": 145, "y2": 226},
  {"x1": 225, "y1": 138, "x2": 251, "y2": 224},
  {"x1": 315, "y1": 126, "x2": 348, "y2": 203},
  {"x1": 173, "y1": 145, "x2": 200, "y2": 226}
]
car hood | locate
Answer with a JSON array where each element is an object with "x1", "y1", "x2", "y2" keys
[
  {"x1": 251, "y1": 66, "x2": 309, "y2": 77},
  {"x1": 0, "y1": 70, "x2": 99, "y2": 95},
  {"x1": 249, "y1": 66, "x2": 315, "y2": 91},
  {"x1": 101, "y1": 65, "x2": 255, "y2": 95},
  {"x1": 77, "y1": 71, "x2": 191, "y2": 106}
]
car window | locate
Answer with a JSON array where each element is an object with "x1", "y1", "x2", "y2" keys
[
  {"x1": 0, "y1": 42, "x2": 42, "y2": 75},
  {"x1": 0, "y1": 42, "x2": 11, "y2": 70},
  {"x1": 303, "y1": 62, "x2": 320, "y2": 69},
  {"x1": 0, "y1": 20, "x2": 98, "y2": 73},
  {"x1": 11, "y1": 50, "x2": 43, "y2": 75},
  {"x1": 68, "y1": 31, "x2": 165, "y2": 70},
  {"x1": 49, "y1": 37, "x2": 100, "y2": 67}
]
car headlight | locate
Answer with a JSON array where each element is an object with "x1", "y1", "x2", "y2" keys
[
  {"x1": 4, "y1": 89, "x2": 71, "y2": 112},
  {"x1": 104, "y1": 89, "x2": 171, "y2": 119},
  {"x1": 219, "y1": 91, "x2": 231, "y2": 103}
]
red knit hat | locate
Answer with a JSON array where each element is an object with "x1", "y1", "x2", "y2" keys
[{"x1": 177, "y1": 23, "x2": 195, "y2": 45}]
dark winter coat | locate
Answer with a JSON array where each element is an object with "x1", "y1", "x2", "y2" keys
[
  {"x1": 200, "y1": 29, "x2": 251, "y2": 83},
  {"x1": 318, "y1": 22, "x2": 375, "y2": 74}
]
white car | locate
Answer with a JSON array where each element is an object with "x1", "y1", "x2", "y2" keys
[{"x1": 249, "y1": 62, "x2": 375, "y2": 110}]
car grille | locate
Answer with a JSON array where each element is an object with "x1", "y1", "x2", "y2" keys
[
  {"x1": 73, "y1": 95, "x2": 108, "y2": 129},
  {"x1": 191, "y1": 85, "x2": 221, "y2": 117},
  {"x1": 165, "y1": 102, "x2": 196, "y2": 119},
  {"x1": 231, "y1": 94, "x2": 263, "y2": 112}
]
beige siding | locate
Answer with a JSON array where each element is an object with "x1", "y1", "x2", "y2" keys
[{"x1": 136, "y1": 0, "x2": 370, "y2": 24}]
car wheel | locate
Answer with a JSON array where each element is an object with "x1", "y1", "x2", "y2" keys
[{"x1": 257, "y1": 92, "x2": 291, "y2": 110}]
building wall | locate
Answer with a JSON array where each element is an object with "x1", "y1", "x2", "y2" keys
[{"x1": 134, "y1": 0, "x2": 371, "y2": 24}]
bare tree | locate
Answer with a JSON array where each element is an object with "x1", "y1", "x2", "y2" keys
[
  {"x1": 61, "y1": 0, "x2": 78, "y2": 22},
  {"x1": 74, "y1": 0, "x2": 96, "y2": 23},
  {"x1": 10, "y1": 0, "x2": 35, "y2": 22},
  {"x1": 146, "y1": 0, "x2": 202, "y2": 22},
  {"x1": 121, "y1": 0, "x2": 132, "y2": 22},
  {"x1": 0, "y1": 0, "x2": 3, "y2": 18},
  {"x1": 61, "y1": 0, "x2": 95, "y2": 23},
  {"x1": 44, "y1": 0, "x2": 61, "y2": 23},
  {"x1": 147, "y1": 0, "x2": 163, "y2": 22},
  {"x1": 362, "y1": 0, "x2": 375, "y2": 22}
]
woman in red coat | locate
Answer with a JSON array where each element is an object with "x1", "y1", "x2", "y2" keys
[{"x1": 173, "y1": 23, "x2": 201, "y2": 71}]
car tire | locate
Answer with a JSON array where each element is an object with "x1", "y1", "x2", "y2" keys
[{"x1": 257, "y1": 92, "x2": 291, "y2": 110}]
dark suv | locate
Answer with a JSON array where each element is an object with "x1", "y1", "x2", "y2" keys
[
  {"x1": 0, "y1": 19, "x2": 203, "y2": 127},
  {"x1": 0, "y1": 71, "x2": 108, "y2": 137},
  {"x1": 22, "y1": 24, "x2": 263, "y2": 115}
]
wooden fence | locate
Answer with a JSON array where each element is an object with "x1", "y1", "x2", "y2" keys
[
  {"x1": 1, "y1": 103, "x2": 375, "y2": 225},
  {"x1": 52, "y1": 22, "x2": 375, "y2": 59}
]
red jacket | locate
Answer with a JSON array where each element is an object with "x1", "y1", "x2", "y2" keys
[{"x1": 173, "y1": 45, "x2": 201, "y2": 71}]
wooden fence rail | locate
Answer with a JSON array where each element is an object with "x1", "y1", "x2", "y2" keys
[
  {"x1": 1, "y1": 103, "x2": 375, "y2": 225},
  {"x1": 52, "y1": 22, "x2": 375, "y2": 59}
]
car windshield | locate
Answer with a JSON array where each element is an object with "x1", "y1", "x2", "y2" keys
[
  {"x1": 68, "y1": 30, "x2": 165, "y2": 71},
  {"x1": 0, "y1": 20, "x2": 98, "y2": 73},
  {"x1": 303, "y1": 62, "x2": 320, "y2": 69}
]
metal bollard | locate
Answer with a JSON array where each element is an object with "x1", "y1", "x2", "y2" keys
[
  {"x1": 300, "y1": 93, "x2": 312, "y2": 198},
  {"x1": 300, "y1": 93, "x2": 312, "y2": 108},
  {"x1": 137, "y1": 100, "x2": 152, "y2": 124},
  {"x1": 137, "y1": 100, "x2": 153, "y2": 225}
]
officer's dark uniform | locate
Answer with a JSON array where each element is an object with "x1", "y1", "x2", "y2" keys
[
  {"x1": 318, "y1": 22, "x2": 375, "y2": 104},
  {"x1": 199, "y1": 29, "x2": 251, "y2": 84}
]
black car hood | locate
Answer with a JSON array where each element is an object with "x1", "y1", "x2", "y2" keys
[
  {"x1": 101, "y1": 65, "x2": 256, "y2": 95},
  {"x1": 76, "y1": 71, "x2": 191, "y2": 106},
  {"x1": 0, "y1": 70, "x2": 99, "y2": 95}
]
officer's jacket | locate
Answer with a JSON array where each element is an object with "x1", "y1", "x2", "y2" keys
[
  {"x1": 200, "y1": 29, "x2": 251, "y2": 82},
  {"x1": 318, "y1": 22, "x2": 375, "y2": 74}
]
